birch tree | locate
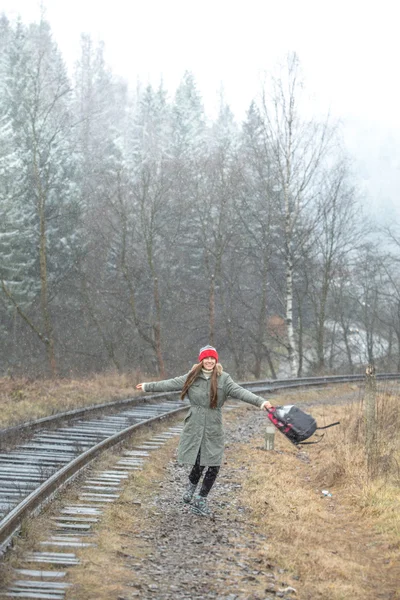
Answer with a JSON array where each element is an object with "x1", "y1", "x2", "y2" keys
[{"x1": 260, "y1": 52, "x2": 332, "y2": 376}]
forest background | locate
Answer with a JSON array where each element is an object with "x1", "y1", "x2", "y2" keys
[{"x1": 1, "y1": 12, "x2": 400, "y2": 382}]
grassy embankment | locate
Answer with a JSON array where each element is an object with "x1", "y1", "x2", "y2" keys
[
  {"x1": 0, "y1": 372, "x2": 148, "y2": 428},
  {"x1": 234, "y1": 383, "x2": 400, "y2": 599}
]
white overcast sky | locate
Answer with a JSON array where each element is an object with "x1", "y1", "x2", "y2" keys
[{"x1": 1, "y1": 0, "x2": 399, "y2": 222}]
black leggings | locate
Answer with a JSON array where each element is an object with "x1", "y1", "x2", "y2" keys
[{"x1": 189, "y1": 450, "x2": 220, "y2": 497}]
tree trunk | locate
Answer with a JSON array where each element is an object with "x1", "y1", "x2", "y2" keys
[
  {"x1": 39, "y1": 196, "x2": 57, "y2": 376},
  {"x1": 328, "y1": 321, "x2": 337, "y2": 371},
  {"x1": 396, "y1": 332, "x2": 400, "y2": 372},
  {"x1": 222, "y1": 291, "x2": 245, "y2": 379},
  {"x1": 254, "y1": 260, "x2": 268, "y2": 378},
  {"x1": 33, "y1": 136, "x2": 57, "y2": 376},
  {"x1": 285, "y1": 252, "x2": 298, "y2": 377},
  {"x1": 364, "y1": 364, "x2": 377, "y2": 477},
  {"x1": 153, "y1": 276, "x2": 166, "y2": 378},
  {"x1": 341, "y1": 321, "x2": 354, "y2": 374},
  {"x1": 81, "y1": 276, "x2": 121, "y2": 372},
  {"x1": 209, "y1": 274, "x2": 215, "y2": 347},
  {"x1": 263, "y1": 344, "x2": 277, "y2": 379},
  {"x1": 297, "y1": 300, "x2": 303, "y2": 377},
  {"x1": 316, "y1": 276, "x2": 330, "y2": 372}
]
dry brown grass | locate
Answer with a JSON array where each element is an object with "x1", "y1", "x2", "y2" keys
[
  {"x1": 0, "y1": 371, "x2": 152, "y2": 428},
  {"x1": 233, "y1": 392, "x2": 400, "y2": 600}
]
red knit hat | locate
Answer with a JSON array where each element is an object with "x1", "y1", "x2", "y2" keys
[{"x1": 198, "y1": 345, "x2": 219, "y2": 363}]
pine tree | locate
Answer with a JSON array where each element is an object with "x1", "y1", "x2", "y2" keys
[
  {"x1": 171, "y1": 71, "x2": 207, "y2": 160},
  {"x1": 72, "y1": 34, "x2": 132, "y2": 372},
  {"x1": 0, "y1": 18, "x2": 81, "y2": 375},
  {"x1": 105, "y1": 83, "x2": 175, "y2": 376}
]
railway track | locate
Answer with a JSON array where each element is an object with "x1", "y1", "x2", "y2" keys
[
  {"x1": 2, "y1": 372, "x2": 396, "y2": 447},
  {"x1": 0, "y1": 372, "x2": 399, "y2": 556}
]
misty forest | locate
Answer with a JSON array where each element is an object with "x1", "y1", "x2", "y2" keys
[{"x1": 1, "y1": 14, "x2": 400, "y2": 381}]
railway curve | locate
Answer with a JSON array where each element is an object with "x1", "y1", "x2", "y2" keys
[{"x1": 1, "y1": 372, "x2": 399, "y2": 554}]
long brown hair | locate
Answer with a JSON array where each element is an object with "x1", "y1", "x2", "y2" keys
[{"x1": 180, "y1": 362, "x2": 218, "y2": 408}]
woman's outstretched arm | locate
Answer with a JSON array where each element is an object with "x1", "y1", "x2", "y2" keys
[
  {"x1": 224, "y1": 375, "x2": 272, "y2": 410},
  {"x1": 136, "y1": 373, "x2": 188, "y2": 393}
]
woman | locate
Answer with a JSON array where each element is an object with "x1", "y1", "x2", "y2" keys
[{"x1": 136, "y1": 345, "x2": 272, "y2": 517}]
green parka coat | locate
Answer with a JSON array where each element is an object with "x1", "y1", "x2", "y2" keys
[{"x1": 143, "y1": 364, "x2": 266, "y2": 466}]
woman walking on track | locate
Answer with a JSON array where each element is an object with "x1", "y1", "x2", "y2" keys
[{"x1": 136, "y1": 345, "x2": 272, "y2": 517}]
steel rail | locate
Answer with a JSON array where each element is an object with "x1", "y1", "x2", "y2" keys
[
  {"x1": 0, "y1": 404, "x2": 188, "y2": 552},
  {"x1": 241, "y1": 372, "x2": 400, "y2": 389},
  {"x1": 0, "y1": 393, "x2": 167, "y2": 446},
  {"x1": 2, "y1": 373, "x2": 400, "y2": 445}
]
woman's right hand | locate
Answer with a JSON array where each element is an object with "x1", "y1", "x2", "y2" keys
[{"x1": 136, "y1": 383, "x2": 144, "y2": 390}]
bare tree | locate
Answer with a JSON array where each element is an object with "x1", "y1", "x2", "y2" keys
[
  {"x1": 259, "y1": 53, "x2": 333, "y2": 376},
  {"x1": 349, "y1": 245, "x2": 388, "y2": 366},
  {"x1": 306, "y1": 159, "x2": 365, "y2": 371}
]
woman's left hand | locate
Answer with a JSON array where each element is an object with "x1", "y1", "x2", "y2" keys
[{"x1": 261, "y1": 400, "x2": 272, "y2": 410}]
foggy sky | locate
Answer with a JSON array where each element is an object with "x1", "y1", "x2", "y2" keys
[{"x1": 1, "y1": 0, "x2": 399, "y2": 224}]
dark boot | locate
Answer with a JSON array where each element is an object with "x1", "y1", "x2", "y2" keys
[
  {"x1": 191, "y1": 494, "x2": 212, "y2": 516},
  {"x1": 182, "y1": 481, "x2": 197, "y2": 503}
]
